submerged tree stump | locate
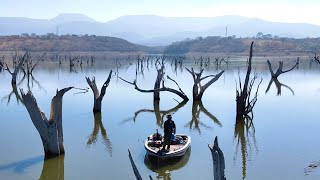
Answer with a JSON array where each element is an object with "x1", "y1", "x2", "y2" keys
[
  {"x1": 20, "y1": 87, "x2": 73, "y2": 159},
  {"x1": 208, "y1": 136, "x2": 226, "y2": 180},
  {"x1": 86, "y1": 70, "x2": 113, "y2": 113}
]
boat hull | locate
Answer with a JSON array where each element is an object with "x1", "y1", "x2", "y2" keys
[{"x1": 144, "y1": 134, "x2": 191, "y2": 159}]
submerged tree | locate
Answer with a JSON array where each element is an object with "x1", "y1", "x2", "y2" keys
[
  {"x1": 128, "y1": 149, "x2": 143, "y2": 180},
  {"x1": 86, "y1": 70, "x2": 113, "y2": 113},
  {"x1": 4, "y1": 52, "x2": 28, "y2": 84},
  {"x1": 20, "y1": 87, "x2": 73, "y2": 158},
  {"x1": 266, "y1": 58, "x2": 299, "y2": 79},
  {"x1": 185, "y1": 68, "x2": 224, "y2": 101},
  {"x1": 236, "y1": 42, "x2": 262, "y2": 122},
  {"x1": 120, "y1": 65, "x2": 188, "y2": 101},
  {"x1": 208, "y1": 136, "x2": 226, "y2": 180}
]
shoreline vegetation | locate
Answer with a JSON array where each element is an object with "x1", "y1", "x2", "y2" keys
[{"x1": 0, "y1": 34, "x2": 319, "y2": 57}]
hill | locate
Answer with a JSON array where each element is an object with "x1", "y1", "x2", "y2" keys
[
  {"x1": 164, "y1": 36, "x2": 320, "y2": 55},
  {"x1": 0, "y1": 34, "x2": 160, "y2": 53}
]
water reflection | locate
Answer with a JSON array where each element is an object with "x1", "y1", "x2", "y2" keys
[
  {"x1": 123, "y1": 100, "x2": 187, "y2": 127},
  {"x1": 265, "y1": 78, "x2": 294, "y2": 96},
  {"x1": 2, "y1": 83, "x2": 24, "y2": 105},
  {"x1": 0, "y1": 156, "x2": 42, "y2": 173},
  {"x1": 144, "y1": 148, "x2": 191, "y2": 180},
  {"x1": 39, "y1": 155, "x2": 64, "y2": 180},
  {"x1": 185, "y1": 101, "x2": 222, "y2": 134},
  {"x1": 233, "y1": 118, "x2": 258, "y2": 180},
  {"x1": 87, "y1": 112, "x2": 113, "y2": 156}
]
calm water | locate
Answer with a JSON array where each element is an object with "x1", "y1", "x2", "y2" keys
[{"x1": 0, "y1": 55, "x2": 320, "y2": 180}]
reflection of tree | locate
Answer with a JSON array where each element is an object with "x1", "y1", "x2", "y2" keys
[
  {"x1": 265, "y1": 78, "x2": 294, "y2": 96},
  {"x1": 233, "y1": 117, "x2": 258, "y2": 180},
  {"x1": 2, "y1": 83, "x2": 24, "y2": 105},
  {"x1": 185, "y1": 101, "x2": 221, "y2": 134},
  {"x1": 122, "y1": 100, "x2": 187, "y2": 127},
  {"x1": 2, "y1": 71, "x2": 45, "y2": 106},
  {"x1": 39, "y1": 155, "x2": 64, "y2": 180},
  {"x1": 87, "y1": 112, "x2": 112, "y2": 156}
]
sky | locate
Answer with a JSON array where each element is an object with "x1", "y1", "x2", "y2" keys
[{"x1": 0, "y1": 0, "x2": 319, "y2": 25}]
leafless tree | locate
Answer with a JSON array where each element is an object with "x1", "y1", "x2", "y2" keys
[
  {"x1": 266, "y1": 58, "x2": 299, "y2": 79},
  {"x1": 20, "y1": 87, "x2": 73, "y2": 158},
  {"x1": 4, "y1": 52, "x2": 28, "y2": 84},
  {"x1": 185, "y1": 68, "x2": 224, "y2": 101},
  {"x1": 208, "y1": 136, "x2": 226, "y2": 180},
  {"x1": 86, "y1": 70, "x2": 113, "y2": 113},
  {"x1": 236, "y1": 42, "x2": 262, "y2": 122}
]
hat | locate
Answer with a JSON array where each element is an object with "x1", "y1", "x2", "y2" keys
[{"x1": 166, "y1": 114, "x2": 172, "y2": 119}]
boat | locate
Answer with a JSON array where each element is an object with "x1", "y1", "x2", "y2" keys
[{"x1": 144, "y1": 130, "x2": 191, "y2": 159}]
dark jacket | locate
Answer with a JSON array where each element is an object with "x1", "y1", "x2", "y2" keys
[{"x1": 164, "y1": 119, "x2": 176, "y2": 135}]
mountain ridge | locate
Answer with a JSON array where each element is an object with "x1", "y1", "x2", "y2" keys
[{"x1": 1, "y1": 13, "x2": 320, "y2": 46}]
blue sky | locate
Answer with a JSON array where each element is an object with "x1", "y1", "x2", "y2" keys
[{"x1": 1, "y1": 0, "x2": 319, "y2": 24}]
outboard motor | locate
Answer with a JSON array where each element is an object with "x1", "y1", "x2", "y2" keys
[{"x1": 152, "y1": 129, "x2": 162, "y2": 141}]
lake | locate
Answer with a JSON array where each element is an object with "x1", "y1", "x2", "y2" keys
[{"x1": 0, "y1": 54, "x2": 320, "y2": 180}]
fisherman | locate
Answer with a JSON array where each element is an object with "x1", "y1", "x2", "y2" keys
[{"x1": 162, "y1": 114, "x2": 176, "y2": 150}]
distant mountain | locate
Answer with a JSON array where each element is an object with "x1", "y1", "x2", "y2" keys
[
  {"x1": 0, "y1": 14, "x2": 320, "y2": 46},
  {"x1": 50, "y1": 13, "x2": 97, "y2": 24}
]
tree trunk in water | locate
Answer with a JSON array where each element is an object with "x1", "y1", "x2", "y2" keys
[
  {"x1": 186, "y1": 68, "x2": 224, "y2": 101},
  {"x1": 21, "y1": 87, "x2": 73, "y2": 158},
  {"x1": 209, "y1": 136, "x2": 226, "y2": 180},
  {"x1": 153, "y1": 66, "x2": 164, "y2": 101},
  {"x1": 86, "y1": 70, "x2": 113, "y2": 113}
]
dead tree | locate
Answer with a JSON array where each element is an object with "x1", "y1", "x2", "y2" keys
[
  {"x1": 120, "y1": 75, "x2": 188, "y2": 101},
  {"x1": 236, "y1": 42, "x2": 262, "y2": 122},
  {"x1": 128, "y1": 149, "x2": 143, "y2": 180},
  {"x1": 266, "y1": 58, "x2": 299, "y2": 79},
  {"x1": 20, "y1": 87, "x2": 73, "y2": 159},
  {"x1": 314, "y1": 53, "x2": 320, "y2": 64},
  {"x1": 86, "y1": 70, "x2": 113, "y2": 113},
  {"x1": 153, "y1": 64, "x2": 165, "y2": 100},
  {"x1": 0, "y1": 55, "x2": 4, "y2": 72},
  {"x1": 185, "y1": 68, "x2": 224, "y2": 101},
  {"x1": 4, "y1": 52, "x2": 28, "y2": 84},
  {"x1": 208, "y1": 136, "x2": 226, "y2": 180}
]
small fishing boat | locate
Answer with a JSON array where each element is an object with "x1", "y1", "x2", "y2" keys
[{"x1": 144, "y1": 130, "x2": 191, "y2": 159}]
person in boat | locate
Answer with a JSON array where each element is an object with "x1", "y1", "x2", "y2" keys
[{"x1": 162, "y1": 114, "x2": 176, "y2": 150}]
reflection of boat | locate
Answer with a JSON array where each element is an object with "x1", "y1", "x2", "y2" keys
[
  {"x1": 144, "y1": 132, "x2": 191, "y2": 159},
  {"x1": 144, "y1": 148, "x2": 191, "y2": 179}
]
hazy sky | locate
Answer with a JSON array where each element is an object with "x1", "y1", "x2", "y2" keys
[{"x1": 1, "y1": 0, "x2": 319, "y2": 25}]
